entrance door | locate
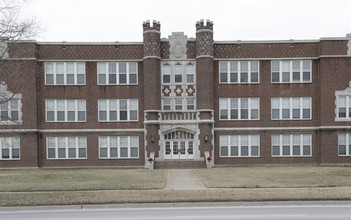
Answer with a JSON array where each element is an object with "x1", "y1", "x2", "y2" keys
[{"x1": 164, "y1": 131, "x2": 194, "y2": 160}]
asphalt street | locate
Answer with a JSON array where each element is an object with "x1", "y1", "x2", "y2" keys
[{"x1": 1, "y1": 203, "x2": 351, "y2": 220}]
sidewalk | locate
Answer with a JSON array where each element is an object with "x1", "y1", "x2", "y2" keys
[{"x1": 164, "y1": 169, "x2": 206, "y2": 190}]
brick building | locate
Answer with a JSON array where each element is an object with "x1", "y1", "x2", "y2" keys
[{"x1": 1, "y1": 20, "x2": 351, "y2": 168}]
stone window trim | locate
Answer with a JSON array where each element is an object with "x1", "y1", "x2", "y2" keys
[
  {"x1": 271, "y1": 60, "x2": 312, "y2": 84},
  {"x1": 219, "y1": 98, "x2": 260, "y2": 120},
  {"x1": 271, "y1": 134, "x2": 312, "y2": 157},
  {"x1": 0, "y1": 137, "x2": 20, "y2": 160},
  {"x1": 0, "y1": 82, "x2": 22, "y2": 125},
  {"x1": 98, "y1": 99, "x2": 138, "y2": 122},
  {"x1": 98, "y1": 136, "x2": 139, "y2": 159},
  {"x1": 219, "y1": 61, "x2": 259, "y2": 84},
  {"x1": 271, "y1": 97, "x2": 312, "y2": 120},
  {"x1": 45, "y1": 99, "x2": 86, "y2": 122},
  {"x1": 335, "y1": 82, "x2": 351, "y2": 121},
  {"x1": 46, "y1": 136, "x2": 87, "y2": 159},
  {"x1": 97, "y1": 62, "x2": 138, "y2": 85},
  {"x1": 45, "y1": 62, "x2": 86, "y2": 85},
  {"x1": 220, "y1": 135, "x2": 260, "y2": 157}
]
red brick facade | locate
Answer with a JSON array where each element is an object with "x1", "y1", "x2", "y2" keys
[{"x1": 1, "y1": 20, "x2": 351, "y2": 168}]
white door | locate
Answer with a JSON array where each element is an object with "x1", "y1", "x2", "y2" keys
[{"x1": 164, "y1": 131, "x2": 195, "y2": 160}]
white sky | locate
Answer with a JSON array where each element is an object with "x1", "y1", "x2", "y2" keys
[{"x1": 21, "y1": 0, "x2": 351, "y2": 42}]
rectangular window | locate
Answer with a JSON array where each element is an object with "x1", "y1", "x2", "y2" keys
[
  {"x1": 99, "y1": 136, "x2": 139, "y2": 159},
  {"x1": 162, "y1": 64, "x2": 171, "y2": 83},
  {"x1": 174, "y1": 65, "x2": 182, "y2": 83},
  {"x1": 46, "y1": 137, "x2": 87, "y2": 159},
  {"x1": 45, "y1": 100, "x2": 86, "y2": 122},
  {"x1": 271, "y1": 60, "x2": 312, "y2": 83},
  {"x1": 45, "y1": 62, "x2": 85, "y2": 85},
  {"x1": 337, "y1": 96, "x2": 351, "y2": 119},
  {"x1": 271, "y1": 97, "x2": 311, "y2": 120},
  {"x1": 271, "y1": 134, "x2": 312, "y2": 157},
  {"x1": 219, "y1": 61, "x2": 259, "y2": 84},
  {"x1": 220, "y1": 135, "x2": 260, "y2": 157},
  {"x1": 338, "y1": 133, "x2": 351, "y2": 156},
  {"x1": 0, "y1": 137, "x2": 20, "y2": 160},
  {"x1": 162, "y1": 99, "x2": 171, "y2": 111},
  {"x1": 98, "y1": 99, "x2": 138, "y2": 122},
  {"x1": 97, "y1": 62, "x2": 138, "y2": 85},
  {"x1": 175, "y1": 99, "x2": 183, "y2": 111},
  {"x1": 219, "y1": 98, "x2": 260, "y2": 120},
  {"x1": 186, "y1": 64, "x2": 195, "y2": 83},
  {"x1": 0, "y1": 99, "x2": 21, "y2": 122},
  {"x1": 187, "y1": 99, "x2": 195, "y2": 110}
]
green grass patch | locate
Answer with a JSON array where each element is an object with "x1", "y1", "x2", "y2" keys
[{"x1": 0, "y1": 168, "x2": 167, "y2": 192}]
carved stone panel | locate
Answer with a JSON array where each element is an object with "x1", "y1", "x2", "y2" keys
[{"x1": 169, "y1": 32, "x2": 187, "y2": 60}]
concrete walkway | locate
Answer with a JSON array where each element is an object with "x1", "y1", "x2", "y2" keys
[{"x1": 164, "y1": 169, "x2": 207, "y2": 190}]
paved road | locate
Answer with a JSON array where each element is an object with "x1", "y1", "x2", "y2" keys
[{"x1": 1, "y1": 204, "x2": 351, "y2": 220}]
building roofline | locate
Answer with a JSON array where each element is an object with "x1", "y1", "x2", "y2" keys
[
  {"x1": 35, "y1": 41, "x2": 143, "y2": 45},
  {"x1": 214, "y1": 37, "x2": 348, "y2": 44}
]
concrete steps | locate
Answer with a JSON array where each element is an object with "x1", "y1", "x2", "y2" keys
[{"x1": 154, "y1": 160, "x2": 206, "y2": 169}]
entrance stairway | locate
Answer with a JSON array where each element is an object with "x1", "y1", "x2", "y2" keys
[{"x1": 154, "y1": 160, "x2": 206, "y2": 169}]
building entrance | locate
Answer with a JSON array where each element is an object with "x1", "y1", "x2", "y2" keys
[{"x1": 164, "y1": 130, "x2": 195, "y2": 160}]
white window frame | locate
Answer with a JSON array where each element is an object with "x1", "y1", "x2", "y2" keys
[
  {"x1": 97, "y1": 62, "x2": 138, "y2": 85},
  {"x1": 98, "y1": 99, "x2": 138, "y2": 122},
  {"x1": 45, "y1": 99, "x2": 86, "y2": 122},
  {"x1": 46, "y1": 137, "x2": 87, "y2": 159},
  {"x1": 98, "y1": 136, "x2": 139, "y2": 159},
  {"x1": 0, "y1": 99, "x2": 22, "y2": 123},
  {"x1": 219, "y1": 135, "x2": 260, "y2": 157},
  {"x1": 271, "y1": 60, "x2": 312, "y2": 83},
  {"x1": 219, "y1": 61, "x2": 260, "y2": 84},
  {"x1": 335, "y1": 82, "x2": 351, "y2": 121},
  {"x1": 45, "y1": 62, "x2": 86, "y2": 85},
  {"x1": 271, "y1": 134, "x2": 312, "y2": 157},
  {"x1": 271, "y1": 97, "x2": 312, "y2": 120},
  {"x1": 0, "y1": 137, "x2": 20, "y2": 160},
  {"x1": 219, "y1": 98, "x2": 260, "y2": 120}
]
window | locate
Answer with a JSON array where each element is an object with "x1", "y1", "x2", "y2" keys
[
  {"x1": 97, "y1": 62, "x2": 138, "y2": 85},
  {"x1": 162, "y1": 64, "x2": 171, "y2": 83},
  {"x1": 174, "y1": 64, "x2": 182, "y2": 83},
  {"x1": 219, "y1": 61, "x2": 259, "y2": 83},
  {"x1": 175, "y1": 99, "x2": 183, "y2": 111},
  {"x1": 99, "y1": 136, "x2": 139, "y2": 158},
  {"x1": 271, "y1": 60, "x2": 311, "y2": 83},
  {"x1": 98, "y1": 99, "x2": 138, "y2": 122},
  {"x1": 187, "y1": 99, "x2": 195, "y2": 110},
  {"x1": 162, "y1": 99, "x2": 171, "y2": 111},
  {"x1": 186, "y1": 64, "x2": 195, "y2": 83},
  {"x1": 46, "y1": 137, "x2": 87, "y2": 159},
  {"x1": 219, "y1": 98, "x2": 260, "y2": 120},
  {"x1": 45, "y1": 62, "x2": 85, "y2": 85},
  {"x1": 0, "y1": 137, "x2": 20, "y2": 160},
  {"x1": 338, "y1": 133, "x2": 351, "y2": 156},
  {"x1": 271, "y1": 97, "x2": 311, "y2": 120},
  {"x1": 45, "y1": 100, "x2": 86, "y2": 122},
  {"x1": 271, "y1": 134, "x2": 312, "y2": 157},
  {"x1": 0, "y1": 99, "x2": 21, "y2": 122},
  {"x1": 336, "y1": 96, "x2": 351, "y2": 120},
  {"x1": 220, "y1": 135, "x2": 260, "y2": 157}
]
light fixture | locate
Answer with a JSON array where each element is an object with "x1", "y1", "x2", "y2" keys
[
  {"x1": 150, "y1": 134, "x2": 155, "y2": 143},
  {"x1": 204, "y1": 133, "x2": 209, "y2": 142}
]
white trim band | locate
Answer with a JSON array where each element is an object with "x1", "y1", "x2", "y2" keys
[{"x1": 214, "y1": 126, "x2": 351, "y2": 131}]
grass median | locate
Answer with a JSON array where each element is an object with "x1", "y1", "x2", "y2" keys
[
  {"x1": 194, "y1": 165, "x2": 351, "y2": 188},
  {"x1": 0, "y1": 168, "x2": 167, "y2": 192}
]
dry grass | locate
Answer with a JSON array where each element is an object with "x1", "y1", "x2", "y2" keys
[
  {"x1": 1, "y1": 187, "x2": 351, "y2": 206},
  {"x1": 194, "y1": 166, "x2": 351, "y2": 188},
  {"x1": 0, "y1": 168, "x2": 167, "y2": 192}
]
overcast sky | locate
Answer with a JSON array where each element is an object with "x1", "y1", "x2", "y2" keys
[{"x1": 21, "y1": 0, "x2": 351, "y2": 42}]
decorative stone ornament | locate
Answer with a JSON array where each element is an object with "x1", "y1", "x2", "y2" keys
[{"x1": 169, "y1": 32, "x2": 187, "y2": 60}]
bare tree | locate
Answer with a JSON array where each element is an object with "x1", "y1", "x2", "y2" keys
[{"x1": 0, "y1": 0, "x2": 40, "y2": 123}]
